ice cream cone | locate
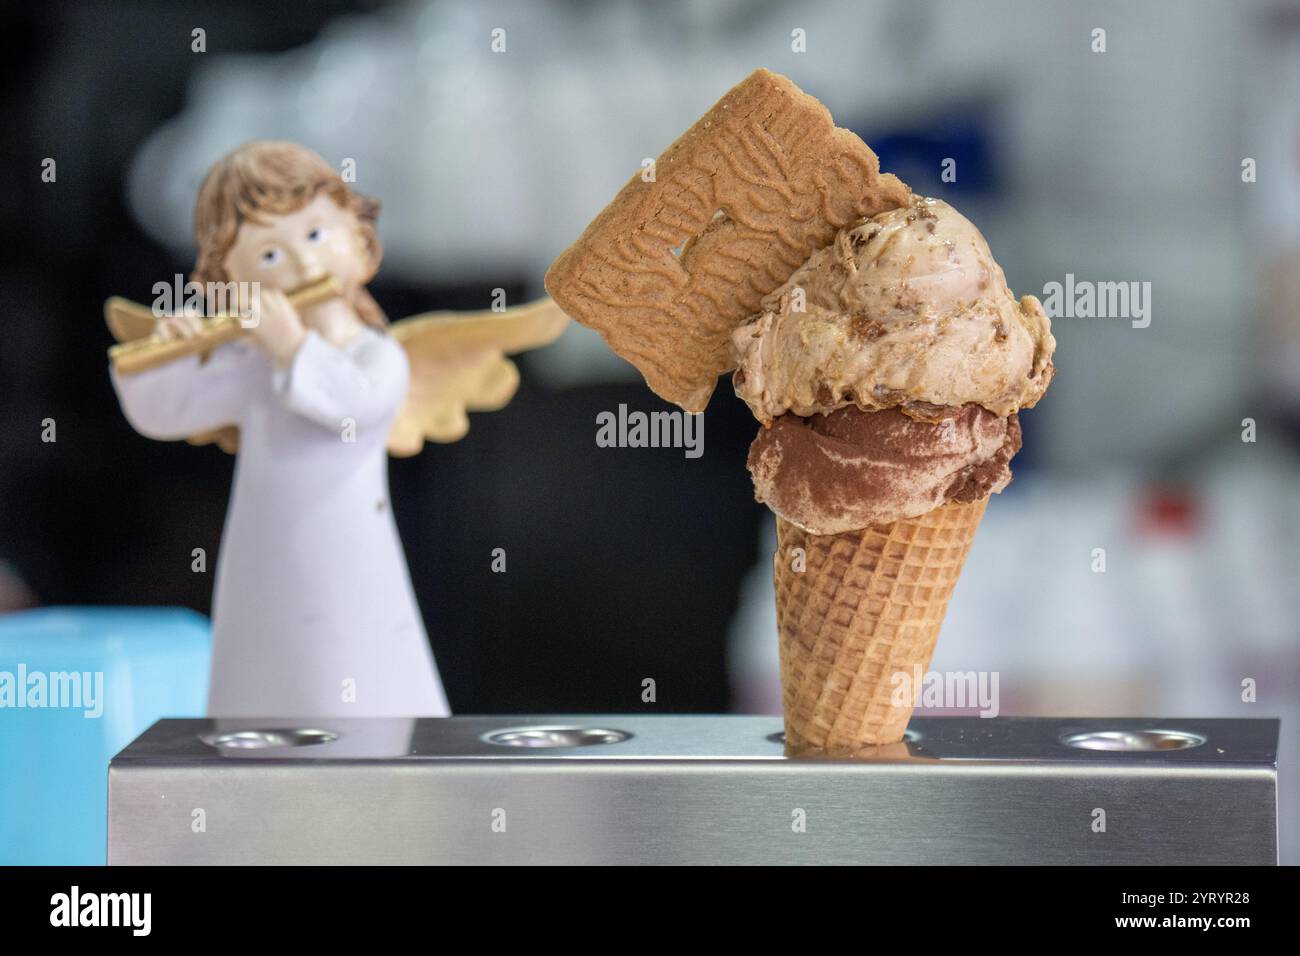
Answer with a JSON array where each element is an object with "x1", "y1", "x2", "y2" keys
[
  {"x1": 774, "y1": 497, "x2": 988, "y2": 754},
  {"x1": 541, "y1": 72, "x2": 1055, "y2": 760}
]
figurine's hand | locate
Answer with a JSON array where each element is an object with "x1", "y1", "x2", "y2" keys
[
  {"x1": 247, "y1": 288, "x2": 307, "y2": 368},
  {"x1": 154, "y1": 313, "x2": 205, "y2": 342}
]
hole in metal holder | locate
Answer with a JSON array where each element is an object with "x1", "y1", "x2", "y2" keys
[
  {"x1": 200, "y1": 728, "x2": 339, "y2": 750},
  {"x1": 765, "y1": 729, "x2": 921, "y2": 745},
  {"x1": 1061, "y1": 729, "x2": 1206, "y2": 752},
  {"x1": 484, "y1": 726, "x2": 632, "y2": 748}
]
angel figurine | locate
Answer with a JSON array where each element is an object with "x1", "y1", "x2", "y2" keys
[{"x1": 107, "y1": 140, "x2": 566, "y2": 718}]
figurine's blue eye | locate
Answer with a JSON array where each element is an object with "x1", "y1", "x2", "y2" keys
[
  {"x1": 306, "y1": 227, "x2": 326, "y2": 243},
  {"x1": 260, "y1": 248, "x2": 282, "y2": 266}
]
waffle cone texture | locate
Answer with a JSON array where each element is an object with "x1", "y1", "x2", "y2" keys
[{"x1": 774, "y1": 497, "x2": 988, "y2": 753}]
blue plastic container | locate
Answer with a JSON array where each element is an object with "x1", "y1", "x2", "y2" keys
[{"x1": 0, "y1": 607, "x2": 210, "y2": 864}]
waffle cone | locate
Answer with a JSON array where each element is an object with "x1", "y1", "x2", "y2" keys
[{"x1": 774, "y1": 497, "x2": 988, "y2": 754}]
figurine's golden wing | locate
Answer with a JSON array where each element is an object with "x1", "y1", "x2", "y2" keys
[
  {"x1": 104, "y1": 296, "x2": 162, "y2": 344},
  {"x1": 386, "y1": 297, "x2": 569, "y2": 455}
]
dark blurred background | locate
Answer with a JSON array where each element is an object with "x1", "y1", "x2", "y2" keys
[{"x1": 1, "y1": 0, "x2": 1298, "y2": 860}]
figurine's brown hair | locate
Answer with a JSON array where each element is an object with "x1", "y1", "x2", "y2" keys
[
  {"x1": 188, "y1": 141, "x2": 387, "y2": 452},
  {"x1": 191, "y1": 140, "x2": 386, "y2": 326}
]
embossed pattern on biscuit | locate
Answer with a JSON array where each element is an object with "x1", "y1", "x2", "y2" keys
[{"x1": 545, "y1": 69, "x2": 911, "y2": 412}]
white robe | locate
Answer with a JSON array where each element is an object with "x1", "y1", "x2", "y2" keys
[{"x1": 111, "y1": 328, "x2": 449, "y2": 718}]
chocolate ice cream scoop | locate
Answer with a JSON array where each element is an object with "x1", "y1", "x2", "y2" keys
[{"x1": 747, "y1": 405, "x2": 1021, "y2": 534}]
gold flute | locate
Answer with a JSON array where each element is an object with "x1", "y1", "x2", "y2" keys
[{"x1": 106, "y1": 275, "x2": 342, "y2": 376}]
